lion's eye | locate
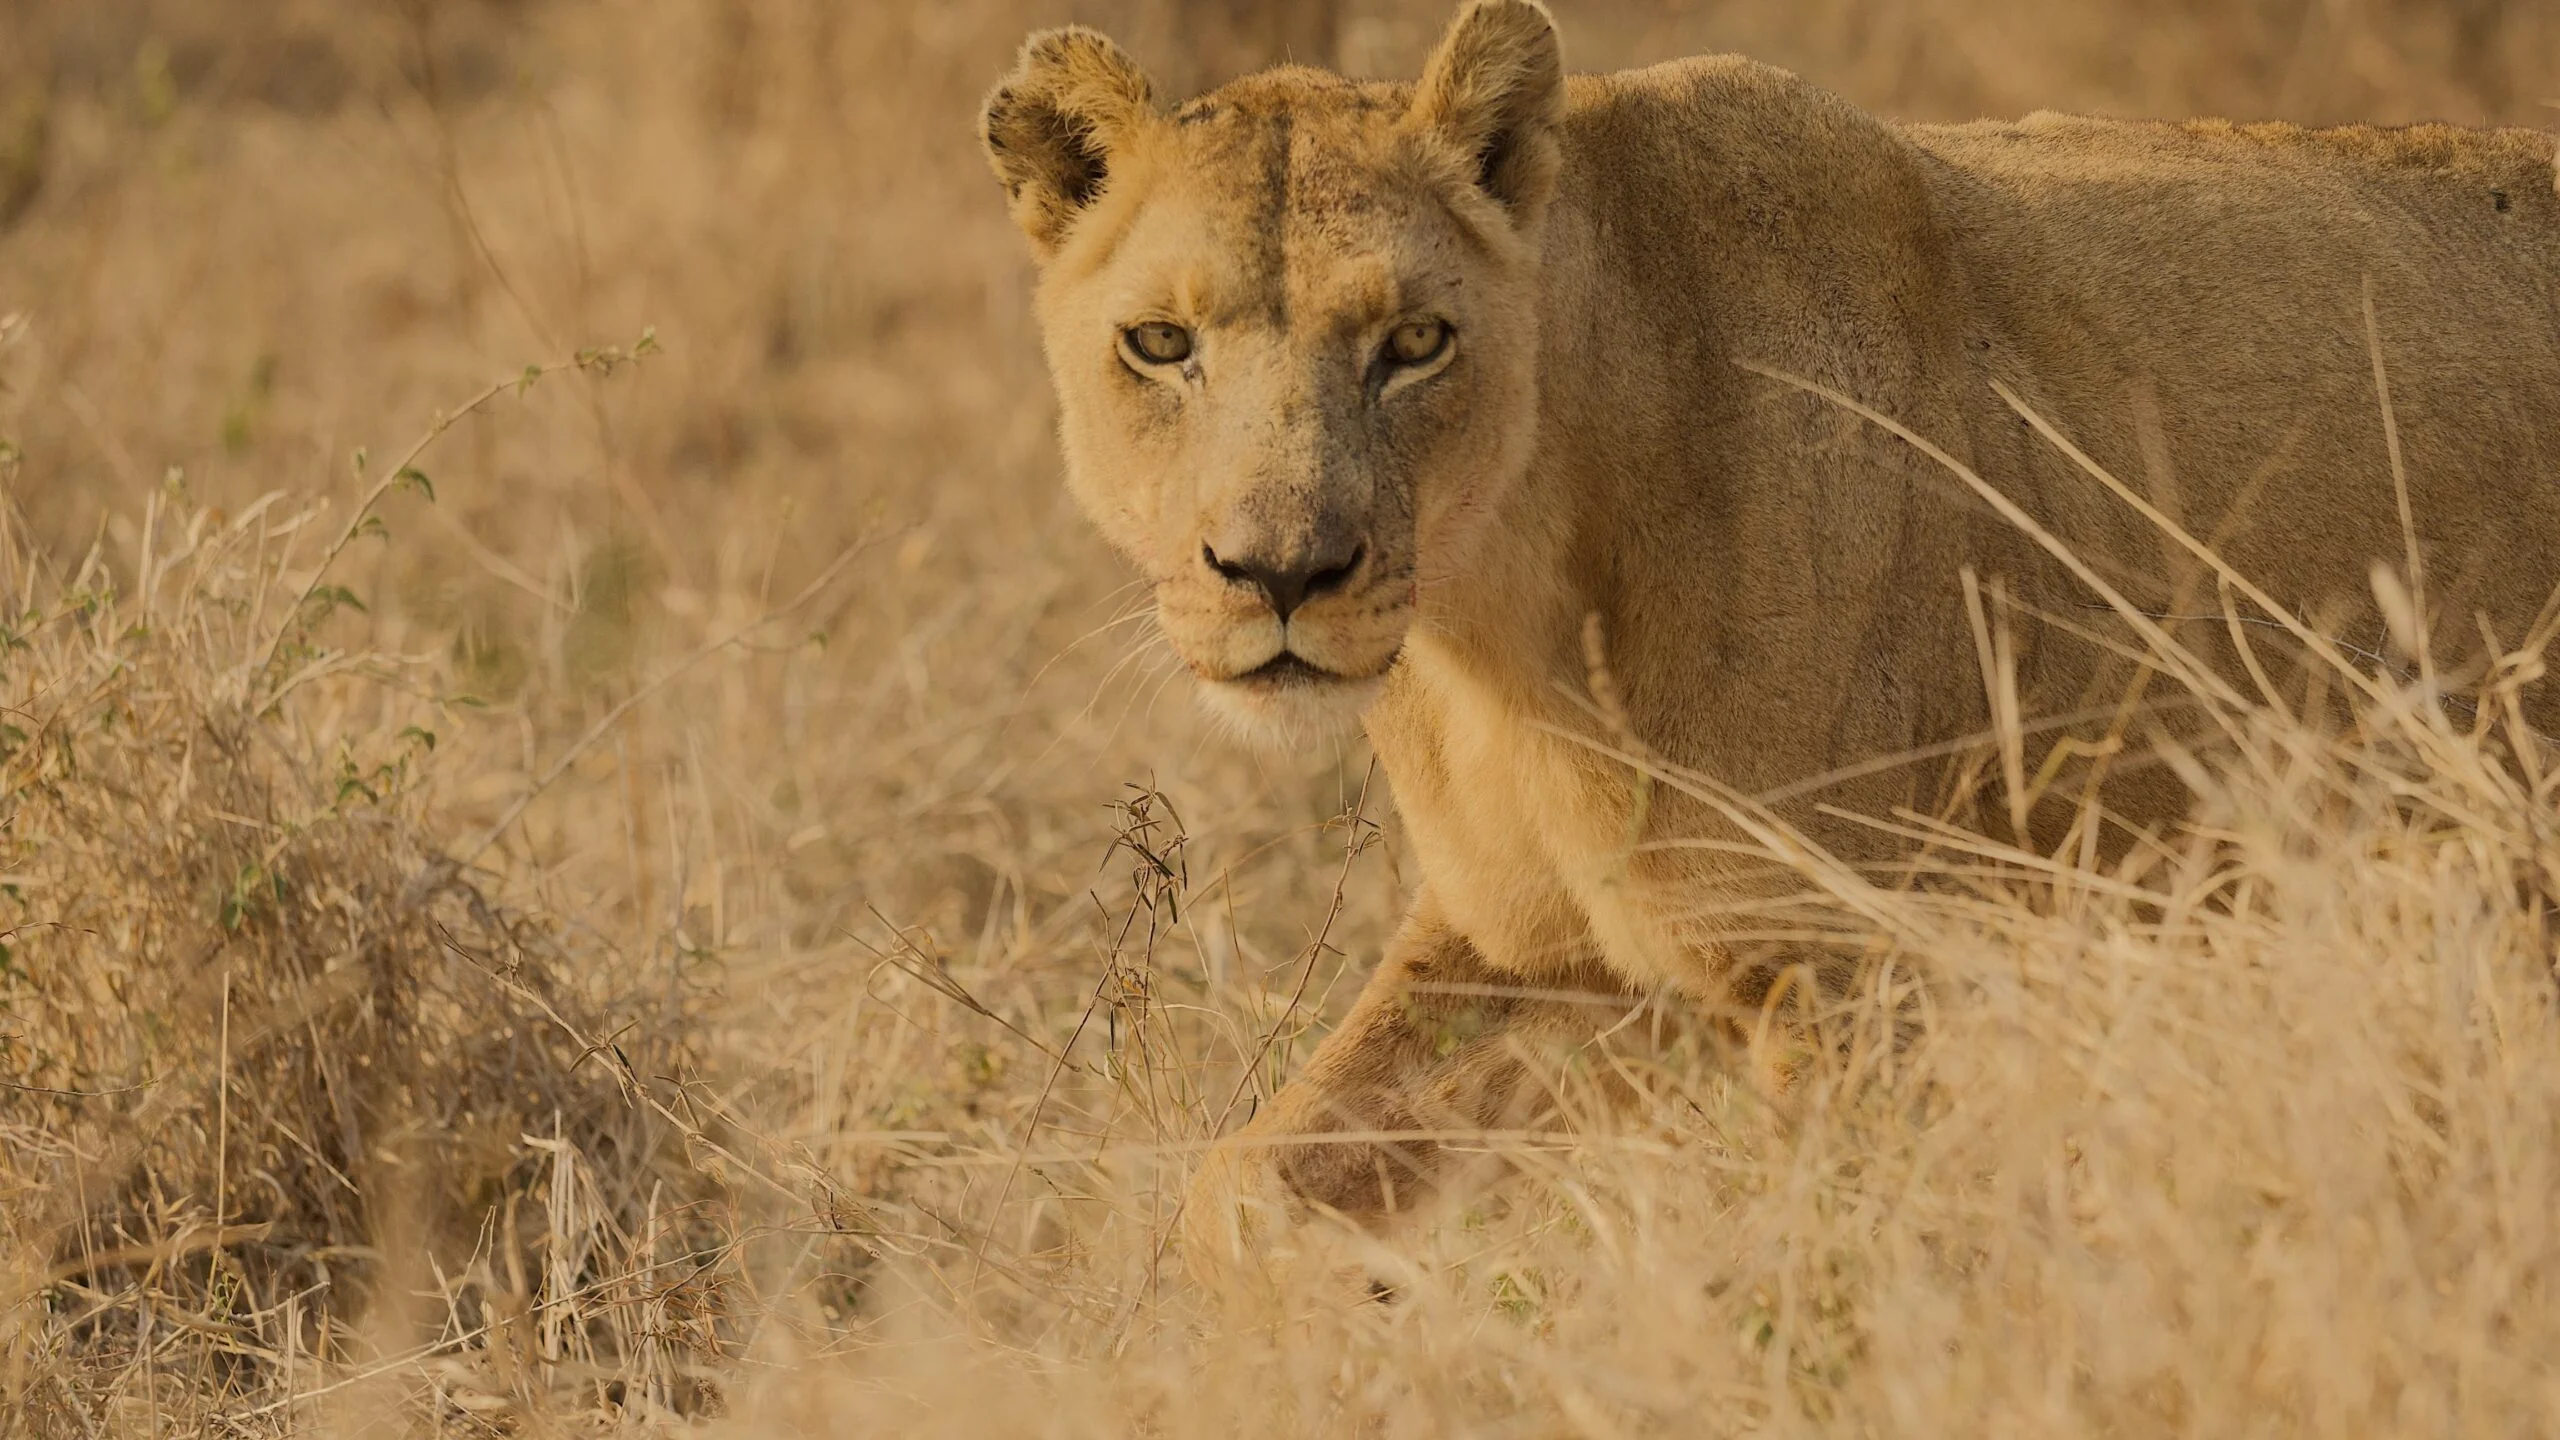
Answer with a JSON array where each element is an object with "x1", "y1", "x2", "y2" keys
[
  {"x1": 1122, "y1": 322, "x2": 1193, "y2": 366},
  {"x1": 1384, "y1": 319, "x2": 1451, "y2": 367}
]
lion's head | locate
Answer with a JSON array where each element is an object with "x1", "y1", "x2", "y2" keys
[{"x1": 982, "y1": 1, "x2": 1566, "y2": 738}]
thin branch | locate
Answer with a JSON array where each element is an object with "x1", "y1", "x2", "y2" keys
[{"x1": 253, "y1": 333, "x2": 660, "y2": 694}]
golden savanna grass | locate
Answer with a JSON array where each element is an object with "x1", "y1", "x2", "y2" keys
[{"x1": 3, "y1": 2, "x2": 2557, "y2": 1434}]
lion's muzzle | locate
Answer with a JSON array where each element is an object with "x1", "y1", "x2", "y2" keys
[{"x1": 1154, "y1": 522, "x2": 1412, "y2": 735}]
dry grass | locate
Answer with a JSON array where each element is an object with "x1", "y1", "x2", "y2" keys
[{"x1": 3, "y1": 1, "x2": 2558, "y2": 1434}]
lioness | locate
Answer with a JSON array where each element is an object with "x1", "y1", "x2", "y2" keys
[{"x1": 980, "y1": 0, "x2": 2560, "y2": 1243}]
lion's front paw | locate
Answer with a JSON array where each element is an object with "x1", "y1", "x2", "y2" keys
[
  {"x1": 1186, "y1": 1098, "x2": 1435, "y2": 1256},
  {"x1": 1270, "y1": 1129, "x2": 1439, "y2": 1220},
  {"x1": 1180, "y1": 1132, "x2": 1405, "y2": 1305},
  {"x1": 1180, "y1": 1132, "x2": 1295, "y2": 1274}
]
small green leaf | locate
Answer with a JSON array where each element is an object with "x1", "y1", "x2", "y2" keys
[
  {"x1": 518, "y1": 364, "x2": 543, "y2": 395},
  {"x1": 397, "y1": 724, "x2": 436, "y2": 752},
  {"x1": 220, "y1": 863, "x2": 271, "y2": 930},
  {"x1": 309, "y1": 584, "x2": 367, "y2": 616},
  {"x1": 395, "y1": 467, "x2": 435, "y2": 503}
]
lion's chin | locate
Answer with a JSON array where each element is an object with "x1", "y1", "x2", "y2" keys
[{"x1": 1193, "y1": 655, "x2": 1391, "y2": 747}]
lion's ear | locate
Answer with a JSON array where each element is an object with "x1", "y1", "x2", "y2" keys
[
  {"x1": 981, "y1": 27, "x2": 1157, "y2": 256},
  {"x1": 1406, "y1": 0, "x2": 1565, "y2": 223}
]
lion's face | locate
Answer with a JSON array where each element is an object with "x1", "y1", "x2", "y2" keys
[
  {"x1": 983, "y1": 3, "x2": 1565, "y2": 739},
  {"x1": 1034, "y1": 91, "x2": 1548, "y2": 736}
]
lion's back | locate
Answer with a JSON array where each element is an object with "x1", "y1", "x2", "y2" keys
[
  {"x1": 1895, "y1": 111, "x2": 2560, "y2": 650},
  {"x1": 1912, "y1": 112, "x2": 2557, "y2": 199},
  {"x1": 1550, "y1": 64, "x2": 2560, "y2": 799},
  {"x1": 1898, "y1": 111, "x2": 2560, "y2": 356}
]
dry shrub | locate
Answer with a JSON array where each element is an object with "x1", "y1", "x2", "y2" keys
[{"x1": 0, "y1": 376, "x2": 750, "y2": 1433}]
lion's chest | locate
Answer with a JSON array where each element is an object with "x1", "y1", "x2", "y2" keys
[{"x1": 1368, "y1": 643, "x2": 1694, "y2": 991}]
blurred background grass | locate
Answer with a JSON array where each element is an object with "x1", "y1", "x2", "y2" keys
[{"x1": 2, "y1": 1, "x2": 2557, "y2": 1433}]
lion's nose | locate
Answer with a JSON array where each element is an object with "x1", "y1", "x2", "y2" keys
[{"x1": 1201, "y1": 540, "x2": 1365, "y2": 622}]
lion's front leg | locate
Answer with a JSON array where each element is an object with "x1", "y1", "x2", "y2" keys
[{"x1": 1185, "y1": 892, "x2": 1635, "y2": 1262}]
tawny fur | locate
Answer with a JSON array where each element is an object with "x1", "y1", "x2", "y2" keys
[{"x1": 982, "y1": 0, "x2": 2560, "y2": 1254}]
